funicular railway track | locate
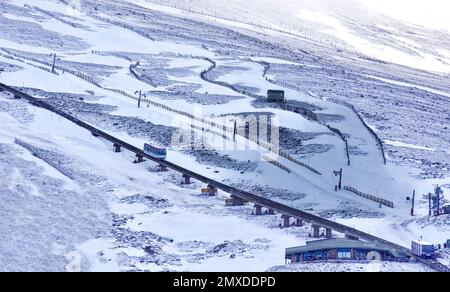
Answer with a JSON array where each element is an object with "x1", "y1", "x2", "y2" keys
[{"x1": 1, "y1": 82, "x2": 448, "y2": 272}]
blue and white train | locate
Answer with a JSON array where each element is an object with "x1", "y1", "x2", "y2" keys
[{"x1": 144, "y1": 143, "x2": 167, "y2": 160}]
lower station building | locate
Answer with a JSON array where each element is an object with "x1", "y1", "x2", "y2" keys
[{"x1": 286, "y1": 238, "x2": 408, "y2": 263}]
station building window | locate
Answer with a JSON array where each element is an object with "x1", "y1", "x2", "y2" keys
[{"x1": 338, "y1": 249, "x2": 352, "y2": 259}]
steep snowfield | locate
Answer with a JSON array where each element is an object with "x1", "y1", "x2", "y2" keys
[
  {"x1": 131, "y1": 0, "x2": 450, "y2": 73},
  {"x1": 0, "y1": 0, "x2": 449, "y2": 271},
  {"x1": 357, "y1": 0, "x2": 450, "y2": 32}
]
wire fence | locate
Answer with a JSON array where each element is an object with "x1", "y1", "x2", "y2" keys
[
  {"x1": 2, "y1": 46, "x2": 321, "y2": 175},
  {"x1": 329, "y1": 98, "x2": 387, "y2": 165},
  {"x1": 263, "y1": 155, "x2": 292, "y2": 173},
  {"x1": 325, "y1": 125, "x2": 351, "y2": 166},
  {"x1": 344, "y1": 186, "x2": 394, "y2": 208}
]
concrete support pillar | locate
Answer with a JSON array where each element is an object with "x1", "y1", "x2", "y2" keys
[
  {"x1": 230, "y1": 195, "x2": 245, "y2": 206},
  {"x1": 282, "y1": 215, "x2": 291, "y2": 228},
  {"x1": 345, "y1": 234, "x2": 359, "y2": 241},
  {"x1": 296, "y1": 218, "x2": 304, "y2": 227},
  {"x1": 207, "y1": 185, "x2": 218, "y2": 196},
  {"x1": 312, "y1": 225, "x2": 320, "y2": 238},
  {"x1": 268, "y1": 209, "x2": 275, "y2": 215},
  {"x1": 135, "y1": 154, "x2": 144, "y2": 163},
  {"x1": 326, "y1": 228, "x2": 332, "y2": 239},
  {"x1": 158, "y1": 164, "x2": 168, "y2": 172},
  {"x1": 254, "y1": 204, "x2": 262, "y2": 216},
  {"x1": 113, "y1": 144, "x2": 121, "y2": 153},
  {"x1": 182, "y1": 174, "x2": 191, "y2": 185}
]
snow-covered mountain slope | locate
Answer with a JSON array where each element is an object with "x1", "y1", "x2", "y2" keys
[
  {"x1": 357, "y1": 0, "x2": 450, "y2": 32},
  {"x1": 0, "y1": 91, "x2": 308, "y2": 272},
  {"x1": 0, "y1": 0, "x2": 449, "y2": 271},
  {"x1": 130, "y1": 0, "x2": 450, "y2": 73}
]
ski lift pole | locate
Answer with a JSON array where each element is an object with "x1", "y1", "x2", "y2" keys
[
  {"x1": 49, "y1": 53, "x2": 57, "y2": 73},
  {"x1": 435, "y1": 185, "x2": 443, "y2": 216},
  {"x1": 233, "y1": 120, "x2": 237, "y2": 142},
  {"x1": 135, "y1": 90, "x2": 146, "y2": 108},
  {"x1": 411, "y1": 190, "x2": 415, "y2": 216},
  {"x1": 333, "y1": 168, "x2": 343, "y2": 190},
  {"x1": 428, "y1": 193, "x2": 432, "y2": 216}
]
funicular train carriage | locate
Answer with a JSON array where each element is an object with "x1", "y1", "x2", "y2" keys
[
  {"x1": 412, "y1": 240, "x2": 435, "y2": 259},
  {"x1": 144, "y1": 143, "x2": 167, "y2": 160}
]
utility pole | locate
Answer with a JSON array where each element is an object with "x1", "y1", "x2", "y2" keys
[
  {"x1": 333, "y1": 168, "x2": 343, "y2": 190},
  {"x1": 49, "y1": 53, "x2": 57, "y2": 73},
  {"x1": 410, "y1": 190, "x2": 415, "y2": 216},
  {"x1": 135, "y1": 90, "x2": 146, "y2": 108},
  {"x1": 230, "y1": 119, "x2": 237, "y2": 142},
  {"x1": 434, "y1": 185, "x2": 443, "y2": 216},
  {"x1": 428, "y1": 192, "x2": 433, "y2": 216},
  {"x1": 233, "y1": 120, "x2": 237, "y2": 142}
]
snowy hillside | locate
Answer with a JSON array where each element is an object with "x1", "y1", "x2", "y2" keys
[
  {"x1": 0, "y1": 92, "x2": 308, "y2": 271},
  {"x1": 132, "y1": 0, "x2": 450, "y2": 73},
  {"x1": 0, "y1": 0, "x2": 449, "y2": 272}
]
